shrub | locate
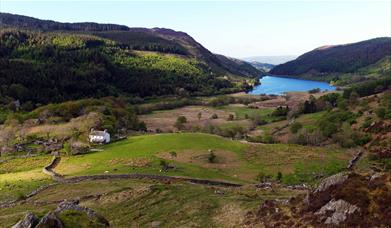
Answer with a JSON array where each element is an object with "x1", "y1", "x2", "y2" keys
[
  {"x1": 276, "y1": 172, "x2": 283, "y2": 181},
  {"x1": 308, "y1": 88, "x2": 321, "y2": 94},
  {"x1": 256, "y1": 172, "x2": 272, "y2": 182},
  {"x1": 290, "y1": 122, "x2": 303, "y2": 134},
  {"x1": 272, "y1": 106, "x2": 289, "y2": 117},
  {"x1": 288, "y1": 128, "x2": 325, "y2": 146},
  {"x1": 220, "y1": 125, "x2": 246, "y2": 138},
  {"x1": 362, "y1": 117, "x2": 372, "y2": 129},
  {"x1": 250, "y1": 114, "x2": 267, "y2": 126},
  {"x1": 332, "y1": 123, "x2": 371, "y2": 148},
  {"x1": 248, "y1": 132, "x2": 275, "y2": 144},
  {"x1": 318, "y1": 110, "x2": 357, "y2": 137},
  {"x1": 174, "y1": 116, "x2": 187, "y2": 130},
  {"x1": 208, "y1": 151, "x2": 217, "y2": 163},
  {"x1": 169, "y1": 151, "x2": 177, "y2": 159},
  {"x1": 159, "y1": 160, "x2": 169, "y2": 171},
  {"x1": 208, "y1": 96, "x2": 234, "y2": 107},
  {"x1": 376, "y1": 107, "x2": 386, "y2": 119},
  {"x1": 197, "y1": 112, "x2": 202, "y2": 120},
  {"x1": 211, "y1": 113, "x2": 218, "y2": 119}
]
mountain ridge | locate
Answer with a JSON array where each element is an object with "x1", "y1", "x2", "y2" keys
[
  {"x1": 0, "y1": 13, "x2": 262, "y2": 106},
  {"x1": 270, "y1": 37, "x2": 391, "y2": 77},
  {"x1": 0, "y1": 12, "x2": 261, "y2": 78}
]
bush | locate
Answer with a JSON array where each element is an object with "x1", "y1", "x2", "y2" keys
[
  {"x1": 308, "y1": 88, "x2": 321, "y2": 94},
  {"x1": 290, "y1": 122, "x2": 303, "y2": 134},
  {"x1": 318, "y1": 109, "x2": 357, "y2": 137},
  {"x1": 250, "y1": 114, "x2": 267, "y2": 126},
  {"x1": 256, "y1": 172, "x2": 272, "y2": 182},
  {"x1": 208, "y1": 151, "x2": 217, "y2": 163},
  {"x1": 174, "y1": 116, "x2": 187, "y2": 130},
  {"x1": 248, "y1": 132, "x2": 275, "y2": 144},
  {"x1": 272, "y1": 106, "x2": 289, "y2": 117},
  {"x1": 159, "y1": 160, "x2": 169, "y2": 171},
  {"x1": 169, "y1": 151, "x2": 177, "y2": 159},
  {"x1": 211, "y1": 113, "x2": 218, "y2": 119},
  {"x1": 220, "y1": 125, "x2": 246, "y2": 138},
  {"x1": 276, "y1": 172, "x2": 283, "y2": 181},
  {"x1": 332, "y1": 123, "x2": 371, "y2": 148},
  {"x1": 376, "y1": 107, "x2": 386, "y2": 119},
  {"x1": 362, "y1": 117, "x2": 372, "y2": 129},
  {"x1": 197, "y1": 112, "x2": 202, "y2": 120},
  {"x1": 289, "y1": 129, "x2": 325, "y2": 146}
]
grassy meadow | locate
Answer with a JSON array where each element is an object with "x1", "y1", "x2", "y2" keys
[{"x1": 0, "y1": 133, "x2": 353, "y2": 203}]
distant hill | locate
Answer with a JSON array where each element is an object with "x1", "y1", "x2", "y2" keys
[
  {"x1": 247, "y1": 61, "x2": 275, "y2": 72},
  {"x1": 242, "y1": 55, "x2": 297, "y2": 65},
  {"x1": 270, "y1": 38, "x2": 391, "y2": 77},
  {"x1": 0, "y1": 13, "x2": 260, "y2": 107}
]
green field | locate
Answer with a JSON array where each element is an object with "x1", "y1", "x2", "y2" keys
[
  {"x1": 259, "y1": 111, "x2": 325, "y2": 134},
  {"x1": 0, "y1": 156, "x2": 53, "y2": 202},
  {"x1": 0, "y1": 133, "x2": 352, "y2": 202}
]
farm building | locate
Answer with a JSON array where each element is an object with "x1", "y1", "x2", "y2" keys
[{"x1": 89, "y1": 129, "x2": 110, "y2": 144}]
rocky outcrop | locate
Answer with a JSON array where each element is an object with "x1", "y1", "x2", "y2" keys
[
  {"x1": 35, "y1": 212, "x2": 63, "y2": 228},
  {"x1": 244, "y1": 172, "x2": 391, "y2": 227},
  {"x1": 305, "y1": 172, "x2": 350, "y2": 210},
  {"x1": 55, "y1": 200, "x2": 109, "y2": 227},
  {"x1": 12, "y1": 212, "x2": 39, "y2": 228},
  {"x1": 347, "y1": 150, "x2": 363, "y2": 170},
  {"x1": 315, "y1": 199, "x2": 360, "y2": 225},
  {"x1": 12, "y1": 200, "x2": 109, "y2": 228}
]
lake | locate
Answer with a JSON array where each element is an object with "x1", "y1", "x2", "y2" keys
[{"x1": 249, "y1": 76, "x2": 336, "y2": 95}]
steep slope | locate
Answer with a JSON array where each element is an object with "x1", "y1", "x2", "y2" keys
[
  {"x1": 0, "y1": 13, "x2": 262, "y2": 107},
  {"x1": 271, "y1": 37, "x2": 391, "y2": 76},
  {"x1": 0, "y1": 13, "x2": 260, "y2": 78}
]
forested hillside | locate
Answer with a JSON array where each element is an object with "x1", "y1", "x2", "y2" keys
[
  {"x1": 0, "y1": 13, "x2": 261, "y2": 109},
  {"x1": 271, "y1": 37, "x2": 391, "y2": 77}
]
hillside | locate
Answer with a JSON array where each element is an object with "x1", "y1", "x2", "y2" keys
[
  {"x1": 247, "y1": 61, "x2": 275, "y2": 72},
  {"x1": 0, "y1": 13, "x2": 260, "y2": 108},
  {"x1": 0, "y1": 13, "x2": 260, "y2": 77},
  {"x1": 271, "y1": 38, "x2": 391, "y2": 77}
]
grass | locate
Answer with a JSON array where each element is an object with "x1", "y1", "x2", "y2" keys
[
  {"x1": 56, "y1": 133, "x2": 248, "y2": 182},
  {"x1": 259, "y1": 111, "x2": 325, "y2": 134},
  {"x1": 0, "y1": 156, "x2": 53, "y2": 202},
  {"x1": 0, "y1": 156, "x2": 51, "y2": 174},
  {"x1": 58, "y1": 210, "x2": 107, "y2": 228},
  {"x1": 54, "y1": 133, "x2": 350, "y2": 184},
  {"x1": 0, "y1": 133, "x2": 352, "y2": 202},
  {"x1": 0, "y1": 179, "x2": 301, "y2": 227},
  {"x1": 217, "y1": 105, "x2": 275, "y2": 121}
]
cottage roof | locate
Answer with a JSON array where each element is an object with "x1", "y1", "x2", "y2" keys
[{"x1": 90, "y1": 130, "x2": 108, "y2": 136}]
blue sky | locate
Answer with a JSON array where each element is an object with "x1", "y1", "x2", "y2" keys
[{"x1": 1, "y1": 1, "x2": 390, "y2": 58}]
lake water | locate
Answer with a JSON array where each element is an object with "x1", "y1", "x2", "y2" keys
[{"x1": 249, "y1": 76, "x2": 336, "y2": 95}]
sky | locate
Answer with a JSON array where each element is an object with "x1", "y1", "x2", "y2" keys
[{"x1": 1, "y1": 0, "x2": 390, "y2": 58}]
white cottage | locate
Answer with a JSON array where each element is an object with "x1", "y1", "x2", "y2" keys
[{"x1": 89, "y1": 129, "x2": 110, "y2": 144}]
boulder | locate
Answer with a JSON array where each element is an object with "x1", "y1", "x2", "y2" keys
[
  {"x1": 304, "y1": 172, "x2": 350, "y2": 210},
  {"x1": 315, "y1": 199, "x2": 360, "y2": 225},
  {"x1": 36, "y1": 212, "x2": 63, "y2": 228},
  {"x1": 12, "y1": 212, "x2": 39, "y2": 228},
  {"x1": 55, "y1": 200, "x2": 109, "y2": 227}
]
